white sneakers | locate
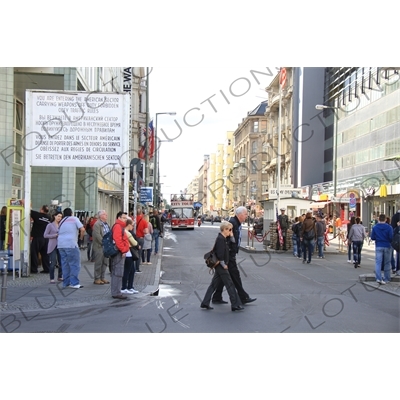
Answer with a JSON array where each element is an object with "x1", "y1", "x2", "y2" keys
[{"x1": 121, "y1": 289, "x2": 139, "y2": 294}]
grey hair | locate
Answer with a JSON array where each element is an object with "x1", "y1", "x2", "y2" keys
[
  {"x1": 235, "y1": 206, "x2": 248, "y2": 216},
  {"x1": 220, "y1": 221, "x2": 232, "y2": 232},
  {"x1": 98, "y1": 210, "x2": 107, "y2": 217}
]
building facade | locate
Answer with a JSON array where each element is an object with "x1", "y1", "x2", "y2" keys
[
  {"x1": 0, "y1": 67, "x2": 147, "y2": 220},
  {"x1": 232, "y1": 100, "x2": 268, "y2": 218},
  {"x1": 319, "y1": 67, "x2": 400, "y2": 223}
]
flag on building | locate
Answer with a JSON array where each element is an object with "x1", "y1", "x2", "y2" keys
[
  {"x1": 276, "y1": 207, "x2": 283, "y2": 246},
  {"x1": 138, "y1": 121, "x2": 154, "y2": 160},
  {"x1": 279, "y1": 67, "x2": 287, "y2": 89},
  {"x1": 148, "y1": 120, "x2": 155, "y2": 159}
]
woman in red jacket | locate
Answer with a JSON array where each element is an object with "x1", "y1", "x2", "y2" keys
[{"x1": 111, "y1": 211, "x2": 130, "y2": 300}]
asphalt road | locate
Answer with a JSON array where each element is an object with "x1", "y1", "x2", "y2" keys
[{"x1": 6, "y1": 223, "x2": 399, "y2": 333}]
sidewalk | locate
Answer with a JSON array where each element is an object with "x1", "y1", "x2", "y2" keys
[
  {"x1": 0, "y1": 238, "x2": 163, "y2": 313},
  {"x1": 240, "y1": 232, "x2": 400, "y2": 297}
]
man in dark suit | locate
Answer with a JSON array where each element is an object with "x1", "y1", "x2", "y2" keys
[{"x1": 211, "y1": 206, "x2": 257, "y2": 305}]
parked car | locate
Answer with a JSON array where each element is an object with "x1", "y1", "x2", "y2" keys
[
  {"x1": 253, "y1": 218, "x2": 263, "y2": 235},
  {"x1": 213, "y1": 216, "x2": 222, "y2": 223}
]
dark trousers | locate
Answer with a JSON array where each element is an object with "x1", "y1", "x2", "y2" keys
[
  {"x1": 276, "y1": 230, "x2": 287, "y2": 250},
  {"x1": 121, "y1": 256, "x2": 135, "y2": 290},
  {"x1": 30, "y1": 236, "x2": 50, "y2": 273},
  {"x1": 302, "y1": 239, "x2": 314, "y2": 263},
  {"x1": 202, "y1": 264, "x2": 241, "y2": 308},
  {"x1": 212, "y1": 257, "x2": 249, "y2": 303},
  {"x1": 141, "y1": 249, "x2": 151, "y2": 263}
]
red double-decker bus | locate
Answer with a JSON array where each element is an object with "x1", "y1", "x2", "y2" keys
[{"x1": 170, "y1": 194, "x2": 194, "y2": 230}]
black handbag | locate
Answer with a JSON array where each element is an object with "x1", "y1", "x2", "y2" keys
[
  {"x1": 204, "y1": 237, "x2": 219, "y2": 269},
  {"x1": 130, "y1": 246, "x2": 140, "y2": 261}
]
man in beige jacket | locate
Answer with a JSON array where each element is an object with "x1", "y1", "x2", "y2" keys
[{"x1": 92, "y1": 210, "x2": 111, "y2": 284}]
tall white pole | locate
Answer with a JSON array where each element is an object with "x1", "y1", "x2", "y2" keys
[
  {"x1": 123, "y1": 93, "x2": 130, "y2": 213},
  {"x1": 24, "y1": 92, "x2": 33, "y2": 276}
]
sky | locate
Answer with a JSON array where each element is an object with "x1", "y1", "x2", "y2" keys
[{"x1": 149, "y1": 67, "x2": 276, "y2": 200}]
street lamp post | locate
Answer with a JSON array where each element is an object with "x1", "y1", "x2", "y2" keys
[
  {"x1": 154, "y1": 112, "x2": 176, "y2": 208},
  {"x1": 316, "y1": 103, "x2": 339, "y2": 238}
]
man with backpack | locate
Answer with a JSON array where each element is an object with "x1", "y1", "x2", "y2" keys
[
  {"x1": 150, "y1": 209, "x2": 163, "y2": 255},
  {"x1": 110, "y1": 211, "x2": 130, "y2": 299}
]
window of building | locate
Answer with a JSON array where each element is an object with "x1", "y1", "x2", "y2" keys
[
  {"x1": 260, "y1": 120, "x2": 267, "y2": 133},
  {"x1": 251, "y1": 141, "x2": 257, "y2": 154},
  {"x1": 253, "y1": 121, "x2": 259, "y2": 133},
  {"x1": 262, "y1": 181, "x2": 268, "y2": 193},
  {"x1": 251, "y1": 160, "x2": 257, "y2": 174}
]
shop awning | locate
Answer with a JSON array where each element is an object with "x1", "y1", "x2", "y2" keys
[{"x1": 309, "y1": 201, "x2": 331, "y2": 209}]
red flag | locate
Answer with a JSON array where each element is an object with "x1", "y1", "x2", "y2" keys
[
  {"x1": 279, "y1": 67, "x2": 287, "y2": 89},
  {"x1": 138, "y1": 120, "x2": 154, "y2": 160},
  {"x1": 138, "y1": 145, "x2": 145, "y2": 160},
  {"x1": 148, "y1": 120, "x2": 155, "y2": 159}
]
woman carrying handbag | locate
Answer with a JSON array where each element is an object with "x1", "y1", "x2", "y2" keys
[{"x1": 200, "y1": 221, "x2": 244, "y2": 312}]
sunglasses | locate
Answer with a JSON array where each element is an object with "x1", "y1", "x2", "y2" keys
[{"x1": 225, "y1": 228, "x2": 232, "y2": 231}]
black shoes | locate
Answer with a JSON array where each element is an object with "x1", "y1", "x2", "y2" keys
[
  {"x1": 212, "y1": 300, "x2": 228, "y2": 304},
  {"x1": 231, "y1": 305, "x2": 245, "y2": 311},
  {"x1": 243, "y1": 298, "x2": 257, "y2": 304},
  {"x1": 200, "y1": 304, "x2": 213, "y2": 310},
  {"x1": 354, "y1": 262, "x2": 358, "y2": 268}
]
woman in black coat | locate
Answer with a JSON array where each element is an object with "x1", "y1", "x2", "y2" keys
[{"x1": 200, "y1": 221, "x2": 243, "y2": 311}]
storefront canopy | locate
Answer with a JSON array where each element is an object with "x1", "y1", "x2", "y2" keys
[{"x1": 309, "y1": 201, "x2": 331, "y2": 209}]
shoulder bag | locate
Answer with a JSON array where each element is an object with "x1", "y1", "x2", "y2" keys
[{"x1": 204, "y1": 237, "x2": 219, "y2": 269}]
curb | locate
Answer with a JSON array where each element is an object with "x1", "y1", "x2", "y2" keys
[{"x1": 359, "y1": 274, "x2": 400, "y2": 297}]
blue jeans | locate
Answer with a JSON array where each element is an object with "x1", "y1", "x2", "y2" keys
[
  {"x1": 296, "y1": 235, "x2": 302, "y2": 257},
  {"x1": 292, "y1": 234, "x2": 298, "y2": 256},
  {"x1": 347, "y1": 242, "x2": 352, "y2": 261},
  {"x1": 48, "y1": 248, "x2": 62, "y2": 280},
  {"x1": 152, "y1": 229, "x2": 160, "y2": 253},
  {"x1": 59, "y1": 247, "x2": 81, "y2": 287},
  {"x1": 317, "y1": 236, "x2": 324, "y2": 257},
  {"x1": 375, "y1": 247, "x2": 391, "y2": 282},
  {"x1": 352, "y1": 241, "x2": 363, "y2": 264},
  {"x1": 302, "y1": 239, "x2": 314, "y2": 262}
]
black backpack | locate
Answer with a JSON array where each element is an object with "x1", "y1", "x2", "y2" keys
[
  {"x1": 150, "y1": 216, "x2": 157, "y2": 229},
  {"x1": 391, "y1": 232, "x2": 400, "y2": 252},
  {"x1": 102, "y1": 224, "x2": 124, "y2": 258}
]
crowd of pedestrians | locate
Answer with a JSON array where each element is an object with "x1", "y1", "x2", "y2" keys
[{"x1": 20, "y1": 203, "x2": 165, "y2": 300}]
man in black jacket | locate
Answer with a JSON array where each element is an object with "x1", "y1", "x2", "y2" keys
[
  {"x1": 211, "y1": 206, "x2": 257, "y2": 305},
  {"x1": 391, "y1": 204, "x2": 400, "y2": 229},
  {"x1": 150, "y1": 209, "x2": 163, "y2": 255},
  {"x1": 30, "y1": 205, "x2": 51, "y2": 273}
]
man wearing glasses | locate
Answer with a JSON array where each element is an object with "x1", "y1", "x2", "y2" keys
[{"x1": 212, "y1": 206, "x2": 257, "y2": 305}]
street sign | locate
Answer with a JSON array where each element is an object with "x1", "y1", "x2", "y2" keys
[
  {"x1": 139, "y1": 187, "x2": 153, "y2": 203},
  {"x1": 269, "y1": 187, "x2": 302, "y2": 199}
]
